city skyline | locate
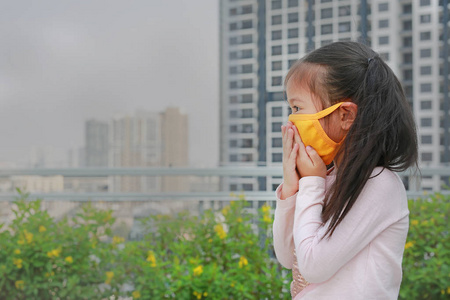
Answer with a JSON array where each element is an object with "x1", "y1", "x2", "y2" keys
[{"x1": 0, "y1": 0, "x2": 219, "y2": 168}]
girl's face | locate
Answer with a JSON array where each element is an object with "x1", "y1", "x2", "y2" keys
[{"x1": 286, "y1": 77, "x2": 345, "y2": 144}]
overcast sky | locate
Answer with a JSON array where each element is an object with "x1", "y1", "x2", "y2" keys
[{"x1": 0, "y1": 0, "x2": 219, "y2": 167}]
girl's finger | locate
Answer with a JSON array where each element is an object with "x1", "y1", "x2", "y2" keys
[{"x1": 289, "y1": 143, "x2": 299, "y2": 163}]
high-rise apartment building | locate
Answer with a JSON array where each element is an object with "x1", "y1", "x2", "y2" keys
[
  {"x1": 220, "y1": 0, "x2": 449, "y2": 191},
  {"x1": 85, "y1": 120, "x2": 109, "y2": 167},
  {"x1": 109, "y1": 107, "x2": 189, "y2": 193}
]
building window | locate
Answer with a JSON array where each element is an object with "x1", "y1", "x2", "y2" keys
[
  {"x1": 229, "y1": 109, "x2": 238, "y2": 118},
  {"x1": 242, "y1": 79, "x2": 252, "y2": 88},
  {"x1": 230, "y1": 184, "x2": 237, "y2": 191},
  {"x1": 404, "y1": 85, "x2": 413, "y2": 98},
  {"x1": 230, "y1": 66, "x2": 238, "y2": 74},
  {"x1": 272, "y1": 45, "x2": 282, "y2": 56},
  {"x1": 229, "y1": 140, "x2": 238, "y2": 148},
  {"x1": 242, "y1": 183, "x2": 253, "y2": 191},
  {"x1": 229, "y1": 23, "x2": 238, "y2": 31},
  {"x1": 288, "y1": 13, "x2": 299, "y2": 23},
  {"x1": 272, "y1": 30, "x2": 282, "y2": 40},
  {"x1": 230, "y1": 125, "x2": 238, "y2": 133},
  {"x1": 272, "y1": 76, "x2": 283, "y2": 86},
  {"x1": 242, "y1": 64, "x2": 253, "y2": 73},
  {"x1": 420, "y1": 66, "x2": 432, "y2": 75},
  {"x1": 379, "y1": 19, "x2": 389, "y2": 28},
  {"x1": 403, "y1": 69, "x2": 413, "y2": 80},
  {"x1": 321, "y1": 8, "x2": 333, "y2": 19},
  {"x1": 242, "y1": 20, "x2": 253, "y2": 29},
  {"x1": 421, "y1": 135, "x2": 432, "y2": 144},
  {"x1": 403, "y1": 53, "x2": 413, "y2": 64},
  {"x1": 421, "y1": 152, "x2": 432, "y2": 162},
  {"x1": 403, "y1": 4, "x2": 412, "y2": 14},
  {"x1": 241, "y1": 34, "x2": 253, "y2": 44},
  {"x1": 421, "y1": 100, "x2": 432, "y2": 110},
  {"x1": 229, "y1": 81, "x2": 238, "y2": 89},
  {"x1": 241, "y1": 49, "x2": 253, "y2": 59},
  {"x1": 420, "y1": 0, "x2": 431, "y2": 6},
  {"x1": 289, "y1": 59, "x2": 297, "y2": 68},
  {"x1": 420, "y1": 83, "x2": 432, "y2": 93},
  {"x1": 420, "y1": 48, "x2": 432, "y2": 58},
  {"x1": 272, "y1": 153, "x2": 282, "y2": 162},
  {"x1": 288, "y1": 0, "x2": 299, "y2": 7},
  {"x1": 241, "y1": 154, "x2": 252, "y2": 162},
  {"x1": 242, "y1": 94, "x2": 253, "y2": 103},
  {"x1": 272, "y1": 0, "x2": 282, "y2": 10},
  {"x1": 229, "y1": 8, "x2": 237, "y2": 16},
  {"x1": 272, "y1": 122, "x2": 282, "y2": 132},
  {"x1": 420, "y1": 31, "x2": 431, "y2": 41},
  {"x1": 339, "y1": 22, "x2": 351, "y2": 33},
  {"x1": 242, "y1": 123, "x2": 253, "y2": 132},
  {"x1": 242, "y1": 109, "x2": 253, "y2": 118},
  {"x1": 229, "y1": 51, "x2": 238, "y2": 60},
  {"x1": 321, "y1": 24, "x2": 333, "y2": 35},
  {"x1": 420, "y1": 14, "x2": 431, "y2": 23},
  {"x1": 229, "y1": 155, "x2": 238, "y2": 162},
  {"x1": 242, "y1": 139, "x2": 253, "y2": 148},
  {"x1": 379, "y1": 36, "x2": 389, "y2": 45},
  {"x1": 272, "y1": 61, "x2": 282, "y2": 71},
  {"x1": 288, "y1": 43, "x2": 299, "y2": 54},
  {"x1": 378, "y1": 2, "x2": 389, "y2": 12},
  {"x1": 339, "y1": 6, "x2": 351, "y2": 17},
  {"x1": 272, "y1": 137, "x2": 282, "y2": 147},
  {"x1": 421, "y1": 117, "x2": 432, "y2": 127},
  {"x1": 229, "y1": 37, "x2": 238, "y2": 45},
  {"x1": 242, "y1": 5, "x2": 253, "y2": 14},
  {"x1": 403, "y1": 20, "x2": 412, "y2": 31},
  {"x1": 272, "y1": 107, "x2": 283, "y2": 117},
  {"x1": 229, "y1": 95, "x2": 238, "y2": 103},
  {"x1": 272, "y1": 15, "x2": 282, "y2": 25},
  {"x1": 288, "y1": 28, "x2": 299, "y2": 38},
  {"x1": 403, "y1": 36, "x2": 412, "y2": 47}
]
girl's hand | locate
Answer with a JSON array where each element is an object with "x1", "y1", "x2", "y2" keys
[
  {"x1": 281, "y1": 122, "x2": 301, "y2": 199},
  {"x1": 292, "y1": 125, "x2": 327, "y2": 179}
]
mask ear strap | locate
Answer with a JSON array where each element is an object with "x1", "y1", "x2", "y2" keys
[{"x1": 290, "y1": 102, "x2": 343, "y2": 120}]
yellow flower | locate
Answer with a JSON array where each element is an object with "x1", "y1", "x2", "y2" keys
[
  {"x1": 13, "y1": 258, "x2": 23, "y2": 269},
  {"x1": 442, "y1": 290, "x2": 445, "y2": 295},
  {"x1": 39, "y1": 225, "x2": 46, "y2": 233},
  {"x1": 214, "y1": 224, "x2": 227, "y2": 240},
  {"x1": 193, "y1": 291, "x2": 202, "y2": 299},
  {"x1": 263, "y1": 214, "x2": 272, "y2": 224},
  {"x1": 447, "y1": 287, "x2": 450, "y2": 294},
  {"x1": 44, "y1": 271, "x2": 55, "y2": 278},
  {"x1": 147, "y1": 251, "x2": 157, "y2": 267},
  {"x1": 132, "y1": 290, "x2": 141, "y2": 299},
  {"x1": 24, "y1": 230, "x2": 33, "y2": 244},
  {"x1": 14, "y1": 249, "x2": 20, "y2": 255},
  {"x1": 236, "y1": 217, "x2": 243, "y2": 223},
  {"x1": 17, "y1": 239, "x2": 24, "y2": 245},
  {"x1": 422, "y1": 220, "x2": 428, "y2": 226},
  {"x1": 221, "y1": 206, "x2": 230, "y2": 216},
  {"x1": 261, "y1": 204, "x2": 271, "y2": 213},
  {"x1": 112, "y1": 236, "x2": 125, "y2": 245},
  {"x1": 239, "y1": 256, "x2": 248, "y2": 268},
  {"x1": 193, "y1": 265, "x2": 203, "y2": 276},
  {"x1": 405, "y1": 241, "x2": 414, "y2": 249},
  {"x1": 208, "y1": 238, "x2": 213, "y2": 243},
  {"x1": 411, "y1": 219, "x2": 418, "y2": 226},
  {"x1": 105, "y1": 271, "x2": 114, "y2": 284},
  {"x1": 65, "y1": 256, "x2": 73, "y2": 264},
  {"x1": 47, "y1": 248, "x2": 62, "y2": 258},
  {"x1": 15, "y1": 280, "x2": 24, "y2": 290},
  {"x1": 203, "y1": 292, "x2": 208, "y2": 297},
  {"x1": 230, "y1": 282, "x2": 235, "y2": 287}
]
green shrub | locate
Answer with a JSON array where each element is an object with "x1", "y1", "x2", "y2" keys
[
  {"x1": 0, "y1": 190, "x2": 448, "y2": 299},
  {"x1": 400, "y1": 193, "x2": 450, "y2": 299}
]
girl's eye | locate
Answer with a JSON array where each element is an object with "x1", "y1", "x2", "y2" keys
[{"x1": 291, "y1": 106, "x2": 300, "y2": 113}]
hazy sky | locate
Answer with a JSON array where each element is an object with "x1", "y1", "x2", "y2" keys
[{"x1": 0, "y1": 0, "x2": 219, "y2": 167}]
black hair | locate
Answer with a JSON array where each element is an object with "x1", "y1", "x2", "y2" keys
[{"x1": 284, "y1": 41, "x2": 418, "y2": 238}]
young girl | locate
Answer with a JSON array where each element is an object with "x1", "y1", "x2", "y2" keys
[{"x1": 273, "y1": 41, "x2": 418, "y2": 299}]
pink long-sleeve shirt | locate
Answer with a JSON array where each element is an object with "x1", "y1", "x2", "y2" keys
[{"x1": 273, "y1": 167, "x2": 409, "y2": 299}]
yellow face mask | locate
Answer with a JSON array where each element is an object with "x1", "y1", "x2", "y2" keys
[{"x1": 288, "y1": 102, "x2": 344, "y2": 165}]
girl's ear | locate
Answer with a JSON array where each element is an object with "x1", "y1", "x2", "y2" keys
[{"x1": 339, "y1": 101, "x2": 357, "y2": 131}]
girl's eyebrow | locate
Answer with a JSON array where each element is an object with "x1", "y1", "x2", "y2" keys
[{"x1": 287, "y1": 98, "x2": 303, "y2": 105}]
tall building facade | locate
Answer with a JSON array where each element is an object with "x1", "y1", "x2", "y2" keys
[
  {"x1": 109, "y1": 107, "x2": 189, "y2": 193},
  {"x1": 220, "y1": 0, "x2": 449, "y2": 191},
  {"x1": 85, "y1": 120, "x2": 109, "y2": 167}
]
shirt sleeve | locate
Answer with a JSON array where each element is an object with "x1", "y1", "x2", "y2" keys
[
  {"x1": 293, "y1": 170, "x2": 408, "y2": 283},
  {"x1": 272, "y1": 182, "x2": 298, "y2": 269}
]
